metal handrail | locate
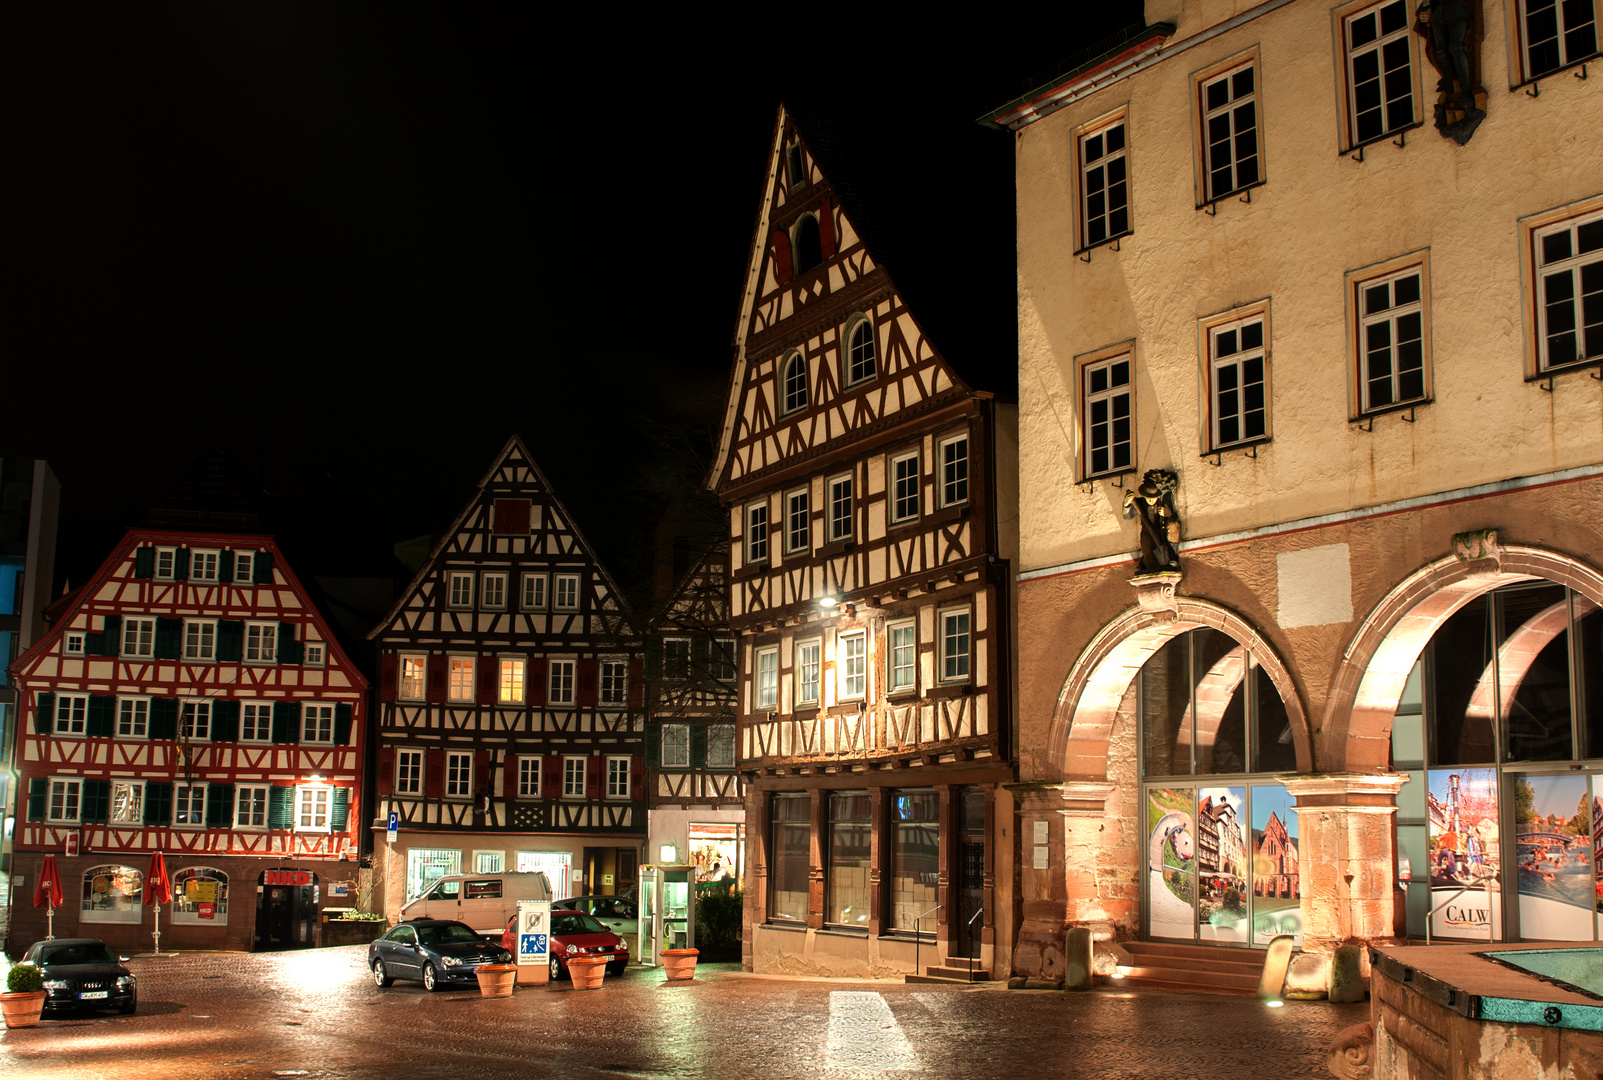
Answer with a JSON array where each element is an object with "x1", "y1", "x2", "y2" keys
[
  {"x1": 1423, "y1": 873, "x2": 1495, "y2": 946},
  {"x1": 966, "y1": 908, "x2": 984, "y2": 983},
  {"x1": 913, "y1": 904, "x2": 941, "y2": 979}
]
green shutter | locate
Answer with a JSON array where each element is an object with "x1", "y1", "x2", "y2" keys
[
  {"x1": 268, "y1": 785, "x2": 296, "y2": 829},
  {"x1": 211, "y1": 700, "x2": 240, "y2": 743},
  {"x1": 149, "y1": 698, "x2": 178, "y2": 740},
  {"x1": 217, "y1": 620, "x2": 244, "y2": 661},
  {"x1": 174, "y1": 548, "x2": 190, "y2": 580},
  {"x1": 27, "y1": 778, "x2": 47, "y2": 821},
  {"x1": 133, "y1": 547, "x2": 155, "y2": 579},
  {"x1": 645, "y1": 727, "x2": 660, "y2": 768},
  {"x1": 334, "y1": 703, "x2": 353, "y2": 746},
  {"x1": 81, "y1": 779, "x2": 111, "y2": 824},
  {"x1": 99, "y1": 616, "x2": 122, "y2": 655},
  {"x1": 206, "y1": 783, "x2": 234, "y2": 828},
  {"x1": 34, "y1": 693, "x2": 53, "y2": 735},
  {"x1": 155, "y1": 618, "x2": 183, "y2": 659},
  {"x1": 144, "y1": 782, "x2": 172, "y2": 826},
  {"x1": 645, "y1": 637, "x2": 663, "y2": 679},
  {"x1": 331, "y1": 787, "x2": 350, "y2": 831},
  {"x1": 690, "y1": 724, "x2": 708, "y2": 768},
  {"x1": 87, "y1": 696, "x2": 116, "y2": 737},
  {"x1": 217, "y1": 550, "x2": 234, "y2": 583},
  {"x1": 84, "y1": 630, "x2": 106, "y2": 656},
  {"x1": 253, "y1": 551, "x2": 274, "y2": 585},
  {"x1": 272, "y1": 702, "x2": 299, "y2": 744},
  {"x1": 277, "y1": 623, "x2": 303, "y2": 665}
]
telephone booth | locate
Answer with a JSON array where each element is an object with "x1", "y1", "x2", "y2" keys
[{"x1": 638, "y1": 864, "x2": 697, "y2": 966}]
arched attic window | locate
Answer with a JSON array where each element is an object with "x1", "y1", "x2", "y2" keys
[
  {"x1": 847, "y1": 318, "x2": 877, "y2": 384},
  {"x1": 782, "y1": 352, "x2": 808, "y2": 414},
  {"x1": 794, "y1": 214, "x2": 823, "y2": 274}
]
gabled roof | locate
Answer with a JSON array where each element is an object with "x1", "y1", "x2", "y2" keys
[{"x1": 650, "y1": 538, "x2": 729, "y2": 634}]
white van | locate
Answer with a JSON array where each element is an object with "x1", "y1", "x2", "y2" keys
[{"x1": 400, "y1": 872, "x2": 552, "y2": 933}]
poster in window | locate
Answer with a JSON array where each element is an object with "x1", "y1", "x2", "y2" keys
[
  {"x1": 1426, "y1": 768, "x2": 1500, "y2": 938},
  {"x1": 80, "y1": 865, "x2": 144, "y2": 923},
  {"x1": 1249, "y1": 784, "x2": 1302, "y2": 946},
  {"x1": 1196, "y1": 786, "x2": 1247, "y2": 943},
  {"x1": 1513, "y1": 774, "x2": 1592, "y2": 940},
  {"x1": 1593, "y1": 787, "x2": 1603, "y2": 939},
  {"x1": 172, "y1": 866, "x2": 229, "y2": 924},
  {"x1": 1146, "y1": 787, "x2": 1196, "y2": 939}
]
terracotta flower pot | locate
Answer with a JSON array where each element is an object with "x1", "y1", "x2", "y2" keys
[
  {"x1": 475, "y1": 963, "x2": 517, "y2": 999},
  {"x1": 1, "y1": 991, "x2": 47, "y2": 1029},
  {"x1": 661, "y1": 948, "x2": 699, "y2": 982},
  {"x1": 566, "y1": 956, "x2": 609, "y2": 991}
]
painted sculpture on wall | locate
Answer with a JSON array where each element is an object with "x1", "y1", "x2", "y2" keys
[
  {"x1": 1416, "y1": 0, "x2": 1486, "y2": 144},
  {"x1": 1123, "y1": 469, "x2": 1182, "y2": 573}
]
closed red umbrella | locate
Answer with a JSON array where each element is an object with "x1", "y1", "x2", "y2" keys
[
  {"x1": 34, "y1": 854, "x2": 65, "y2": 939},
  {"x1": 145, "y1": 851, "x2": 173, "y2": 955}
]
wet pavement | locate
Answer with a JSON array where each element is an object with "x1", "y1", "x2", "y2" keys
[{"x1": 0, "y1": 945, "x2": 1368, "y2": 1079}]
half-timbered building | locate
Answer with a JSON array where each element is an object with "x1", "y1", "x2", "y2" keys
[
  {"x1": 8, "y1": 523, "x2": 368, "y2": 952},
  {"x1": 710, "y1": 104, "x2": 1020, "y2": 978},
  {"x1": 369, "y1": 437, "x2": 644, "y2": 917}
]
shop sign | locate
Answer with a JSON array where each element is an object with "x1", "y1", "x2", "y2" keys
[
  {"x1": 65, "y1": 831, "x2": 80, "y2": 857},
  {"x1": 186, "y1": 880, "x2": 219, "y2": 903},
  {"x1": 198, "y1": 903, "x2": 215, "y2": 920},
  {"x1": 263, "y1": 870, "x2": 314, "y2": 887}
]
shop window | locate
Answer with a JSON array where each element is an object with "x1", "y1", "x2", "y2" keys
[
  {"x1": 516, "y1": 851, "x2": 573, "y2": 903},
  {"x1": 171, "y1": 866, "x2": 229, "y2": 925},
  {"x1": 891, "y1": 790, "x2": 939, "y2": 931},
  {"x1": 769, "y1": 793, "x2": 811, "y2": 924},
  {"x1": 474, "y1": 852, "x2": 505, "y2": 874},
  {"x1": 826, "y1": 792, "x2": 872, "y2": 927},
  {"x1": 406, "y1": 848, "x2": 461, "y2": 902},
  {"x1": 81, "y1": 864, "x2": 144, "y2": 924}
]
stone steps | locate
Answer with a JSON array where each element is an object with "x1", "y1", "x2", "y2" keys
[
  {"x1": 905, "y1": 955, "x2": 991, "y2": 984},
  {"x1": 1114, "y1": 941, "x2": 1264, "y2": 996}
]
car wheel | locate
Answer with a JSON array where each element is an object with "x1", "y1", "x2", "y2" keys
[
  {"x1": 119, "y1": 999, "x2": 136, "y2": 1016},
  {"x1": 422, "y1": 962, "x2": 441, "y2": 991},
  {"x1": 372, "y1": 959, "x2": 392, "y2": 988},
  {"x1": 606, "y1": 960, "x2": 627, "y2": 977},
  {"x1": 549, "y1": 954, "x2": 565, "y2": 981}
]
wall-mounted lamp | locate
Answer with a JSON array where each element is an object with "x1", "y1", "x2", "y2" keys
[{"x1": 818, "y1": 594, "x2": 838, "y2": 609}]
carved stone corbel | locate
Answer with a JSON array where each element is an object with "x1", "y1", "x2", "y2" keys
[
  {"x1": 1451, "y1": 527, "x2": 1502, "y2": 577},
  {"x1": 1129, "y1": 570, "x2": 1183, "y2": 624}
]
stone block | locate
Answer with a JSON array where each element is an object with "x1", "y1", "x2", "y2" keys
[
  {"x1": 1023, "y1": 978, "x2": 1063, "y2": 990},
  {"x1": 1284, "y1": 951, "x2": 1328, "y2": 1000},
  {"x1": 1329, "y1": 943, "x2": 1365, "y2": 1003},
  {"x1": 1063, "y1": 926, "x2": 1093, "y2": 991},
  {"x1": 1091, "y1": 940, "x2": 1131, "y2": 975}
]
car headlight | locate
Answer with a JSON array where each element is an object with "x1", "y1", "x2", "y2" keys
[
  {"x1": 117, "y1": 976, "x2": 136, "y2": 990},
  {"x1": 566, "y1": 944, "x2": 577, "y2": 954},
  {"x1": 498, "y1": 951, "x2": 512, "y2": 963},
  {"x1": 441, "y1": 956, "x2": 461, "y2": 967},
  {"x1": 43, "y1": 980, "x2": 68, "y2": 990}
]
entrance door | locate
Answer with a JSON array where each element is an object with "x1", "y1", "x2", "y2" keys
[
  {"x1": 954, "y1": 789, "x2": 985, "y2": 959},
  {"x1": 255, "y1": 868, "x2": 319, "y2": 950}
]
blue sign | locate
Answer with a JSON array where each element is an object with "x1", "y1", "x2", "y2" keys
[
  {"x1": 386, "y1": 810, "x2": 399, "y2": 831},
  {"x1": 519, "y1": 933, "x2": 547, "y2": 958}
]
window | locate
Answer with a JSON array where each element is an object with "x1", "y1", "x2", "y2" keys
[
  {"x1": 1078, "y1": 114, "x2": 1129, "y2": 249},
  {"x1": 448, "y1": 657, "x2": 474, "y2": 702},
  {"x1": 184, "y1": 619, "x2": 216, "y2": 661},
  {"x1": 303, "y1": 642, "x2": 325, "y2": 667},
  {"x1": 155, "y1": 547, "x2": 176, "y2": 580},
  {"x1": 562, "y1": 756, "x2": 586, "y2": 798},
  {"x1": 554, "y1": 574, "x2": 580, "y2": 611},
  {"x1": 891, "y1": 790, "x2": 940, "y2": 930},
  {"x1": 499, "y1": 658, "x2": 525, "y2": 704},
  {"x1": 180, "y1": 700, "x2": 211, "y2": 741},
  {"x1": 236, "y1": 785, "x2": 269, "y2": 828},
  {"x1": 448, "y1": 572, "x2": 474, "y2": 608},
  {"x1": 662, "y1": 725, "x2": 691, "y2": 767},
  {"x1": 1349, "y1": 257, "x2": 1430, "y2": 414},
  {"x1": 189, "y1": 549, "x2": 219, "y2": 582},
  {"x1": 522, "y1": 573, "x2": 548, "y2": 610},
  {"x1": 890, "y1": 621, "x2": 917, "y2": 693},
  {"x1": 1204, "y1": 309, "x2": 1270, "y2": 450},
  {"x1": 549, "y1": 659, "x2": 575, "y2": 705},
  {"x1": 1340, "y1": 0, "x2": 1417, "y2": 148},
  {"x1": 474, "y1": 852, "x2": 504, "y2": 874},
  {"x1": 446, "y1": 752, "x2": 472, "y2": 798},
  {"x1": 839, "y1": 631, "x2": 867, "y2": 700},
  {"x1": 891, "y1": 452, "x2": 919, "y2": 523},
  {"x1": 827, "y1": 791, "x2": 872, "y2": 926},
  {"x1": 785, "y1": 489, "x2": 810, "y2": 553},
  {"x1": 940, "y1": 435, "x2": 969, "y2": 506},
  {"x1": 664, "y1": 638, "x2": 691, "y2": 681},
  {"x1": 746, "y1": 502, "x2": 769, "y2": 564},
  {"x1": 482, "y1": 573, "x2": 507, "y2": 610},
  {"x1": 241, "y1": 701, "x2": 272, "y2": 742},
  {"x1": 400, "y1": 655, "x2": 426, "y2": 699},
  {"x1": 48, "y1": 778, "x2": 82, "y2": 822},
  {"x1": 600, "y1": 661, "x2": 627, "y2": 704},
  {"x1": 828, "y1": 474, "x2": 853, "y2": 542},
  {"x1": 397, "y1": 750, "x2": 423, "y2": 795},
  {"x1": 64, "y1": 630, "x2": 86, "y2": 656},
  {"x1": 173, "y1": 782, "x2": 206, "y2": 827},
  {"x1": 712, "y1": 639, "x2": 737, "y2": 683},
  {"x1": 233, "y1": 551, "x2": 255, "y2": 582},
  {"x1": 756, "y1": 646, "x2": 778, "y2": 710},
  {"x1": 786, "y1": 143, "x2": 805, "y2": 188},
  {"x1": 245, "y1": 622, "x2": 277, "y2": 662},
  {"x1": 1196, "y1": 59, "x2": 1260, "y2": 203},
  {"x1": 770, "y1": 793, "x2": 810, "y2": 923},
  {"x1": 1082, "y1": 352, "x2": 1133, "y2": 478},
  {"x1": 517, "y1": 756, "x2": 541, "y2": 798},
  {"x1": 796, "y1": 639, "x2": 820, "y2": 706},
  {"x1": 54, "y1": 693, "x2": 87, "y2": 735},
  {"x1": 1531, "y1": 207, "x2": 1602, "y2": 372},
  {"x1": 116, "y1": 697, "x2": 149, "y2": 739},
  {"x1": 708, "y1": 724, "x2": 736, "y2": 768},
  {"x1": 296, "y1": 785, "x2": 331, "y2": 831},
  {"x1": 302, "y1": 703, "x2": 334, "y2": 744},
  {"x1": 782, "y1": 351, "x2": 808, "y2": 414},
  {"x1": 794, "y1": 214, "x2": 823, "y2": 274},
  {"x1": 121, "y1": 617, "x2": 155, "y2": 658},
  {"x1": 846, "y1": 318, "x2": 876, "y2": 384},
  {"x1": 1516, "y1": 0, "x2": 1599, "y2": 80},
  {"x1": 941, "y1": 609, "x2": 972, "y2": 682},
  {"x1": 109, "y1": 780, "x2": 145, "y2": 825},
  {"x1": 606, "y1": 756, "x2": 630, "y2": 799}
]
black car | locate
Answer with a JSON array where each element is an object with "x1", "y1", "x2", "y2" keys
[
  {"x1": 368, "y1": 919, "x2": 512, "y2": 991},
  {"x1": 21, "y1": 938, "x2": 136, "y2": 1016}
]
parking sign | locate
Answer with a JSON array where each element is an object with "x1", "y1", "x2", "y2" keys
[{"x1": 515, "y1": 900, "x2": 550, "y2": 982}]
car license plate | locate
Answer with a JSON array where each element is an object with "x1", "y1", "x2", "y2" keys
[{"x1": 80, "y1": 991, "x2": 109, "y2": 1000}]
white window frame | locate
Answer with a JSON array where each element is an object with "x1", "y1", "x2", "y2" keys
[
  {"x1": 746, "y1": 501, "x2": 769, "y2": 564},
  {"x1": 708, "y1": 724, "x2": 736, "y2": 769},
  {"x1": 1349, "y1": 255, "x2": 1431, "y2": 415},
  {"x1": 1511, "y1": 0, "x2": 1600, "y2": 83},
  {"x1": 1081, "y1": 350, "x2": 1134, "y2": 480},
  {"x1": 1337, "y1": 0, "x2": 1420, "y2": 151},
  {"x1": 712, "y1": 639, "x2": 737, "y2": 683},
  {"x1": 756, "y1": 646, "x2": 779, "y2": 711},
  {"x1": 447, "y1": 571, "x2": 475, "y2": 609},
  {"x1": 474, "y1": 851, "x2": 505, "y2": 874},
  {"x1": 244, "y1": 621, "x2": 278, "y2": 663},
  {"x1": 548, "y1": 659, "x2": 576, "y2": 706},
  {"x1": 940, "y1": 608, "x2": 972, "y2": 683},
  {"x1": 109, "y1": 779, "x2": 146, "y2": 826},
  {"x1": 121, "y1": 616, "x2": 155, "y2": 659},
  {"x1": 781, "y1": 350, "x2": 808, "y2": 414},
  {"x1": 784, "y1": 488, "x2": 810, "y2": 554},
  {"x1": 400, "y1": 654, "x2": 427, "y2": 700},
  {"x1": 448, "y1": 656, "x2": 475, "y2": 702},
  {"x1": 301, "y1": 702, "x2": 334, "y2": 744},
  {"x1": 521, "y1": 572, "x2": 549, "y2": 611},
  {"x1": 889, "y1": 620, "x2": 917, "y2": 694},
  {"x1": 661, "y1": 724, "x2": 691, "y2": 768},
  {"x1": 605, "y1": 756, "x2": 630, "y2": 800},
  {"x1": 939, "y1": 434, "x2": 969, "y2": 507},
  {"x1": 48, "y1": 777, "x2": 83, "y2": 823},
  {"x1": 445, "y1": 751, "x2": 473, "y2": 799},
  {"x1": 183, "y1": 619, "x2": 217, "y2": 661},
  {"x1": 172, "y1": 781, "x2": 207, "y2": 827},
  {"x1": 296, "y1": 785, "x2": 332, "y2": 832},
  {"x1": 189, "y1": 549, "x2": 219, "y2": 583},
  {"x1": 180, "y1": 699, "x2": 212, "y2": 742},
  {"x1": 116, "y1": 696, "x2": 150, "y2": 739},
  {"x1": 1529, "y1": 205, "x2": 1603, "y2": 373},
  {"x1": 1195, "y1": 55, "x2": 1261, "y2": 204},
  {"x1": 63, "y1": 630, "x2": 86, "y2": 656},
  {"x1": 154, "y1": 546, "x2": 177, "y2": 581},
  {"x1": 240, "y1": 701, "x2": 272, "y2": 743},
  {"x1": 663, "y1": 637, "x2": 691, "y2": 682},
  {"x1": 236, "y1": 784, "x2": 269, "y2": 829},
  {"x1": 562, "y1": 755, "x2": 586, "y2": 799},
  {"x1": 233, "y1": 550, "x2": 255, "y2": 583},
  {"x1": 396, "y1": 749, "x2": 424, "y2": 796},
  {"x1": 796, "y1": 638, "x2": 820, "y2": 706},
  {"x1": 1202, "y1": 306, "x2": 1271, "y2": 452},
  {"x1": 838, "y1": 631, "x2": 867, "y2": 701},
  {"x1": 600, "y1": 660, "x2": 628, "y2": 705},
  {"x1": 517, "y1": 755, "x2": 541, "y2": 798},
  {"x1": 1077, "y1": 111, "x2": 1130, "y2": 251},
  {"x1": 827, "y1": 474, "x2": 853, "y2": 542},
  {"x1": 553, "y1": 574, "x2": 580, "y2": 612},
  {"x1": 890, "y1": 451, "x2": 920, "y2": 523},
  {"x1": 481, "y1": 572, "x2": 507, "y2": 610},
  {"x1": 846, "y1": 316, "x2": 877, "y2": 385},
  {"x1": 54, "y1": 693, "x2": 88, "y2": 736},
  {"x1": 498, "y1": 658, "x2": 525, "y2": 704},
  {"x1": 303, "y1": 642, "x2": 326, "y2": 667}
]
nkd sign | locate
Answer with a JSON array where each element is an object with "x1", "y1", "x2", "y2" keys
[{"x1": 263, "y1": 869, "x2": 315, "y2": 887}]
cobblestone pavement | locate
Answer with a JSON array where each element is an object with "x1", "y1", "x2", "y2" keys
[{"x1": 0, "y1": 945, "x2": 1368, "y2": 1080}]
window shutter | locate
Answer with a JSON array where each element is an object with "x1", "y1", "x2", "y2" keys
[
  {"x1": 690, "y1": 724, "x2": 708, "y2": 769},
  {"x1": 269, "y1": 785, "x2": 296, "y2": 830},
  {"x1": 378, "y1": 746, "x2": 395, "y2": 796},
  {"x1": 645, "y1": 727, "x2": 660, "y2": 768},
  {"x1": 149, "y1": 698, "x2": 178, "y2": 740},
  {"x1": 771, "y1": 228, "x2": 793, "y2": 284},
  {"x1": 542, "y1": 755, "x2": 562, "y2": 800},
  {"x1": 335, "y1": 703, "x2": 353, "y2": 746},
  {"x1": 331, "y1": 787, "x2": 350, "y2": 831},
  {"x1": 207, "y1": 783, "x2": 234, "y2": 828},
  {"x1": 155, "y1": 617, "x2": 183, "y2": 659},
  {"x1": 502, "y1": 755, "x2": 517, "y2": 797},
  {"x1": 28, "y1": 778, "x2": 48, "y2": 821},
  {"x1": 424, "y1": 749, "x2": 444, "y2": 799},
  {"x1": 212, "y1": 700, "x2": 240, "y2": 743},
  {"x1": 144, "y1": 782, "x2": 173, "y2": 826},
  {"x1": 379, "y1": 654, "x2": 398, "y2": 702},
  {"x1": 133, "y1": 546, "x2": 155, "y2": 579},
  {"x1": 82, "y1": 779, "x2": 111, "y2": 824},
  {"x1": 277, "y1": 622, "x2": 303, "y2": 664},
  {"x1": 253, "y1": 551, "x2": 274, "y2": 584},
  {"x1": 217, "y1": 621, "x2": 244, "y2": 662},
  {"x1": 474, "y1": 750, "x2": 490, "y2": 795},
  {"x1": 585, "y1": 755, "x2": 602, "y2": 801},
  {"x1": 631, "y1": 754, "x2": 644, "y2": 801},
  {"x1": 174, "y1": 548, "x2": 190, "y2": 581},
  {"x1": 218, "y1": 550, "x2": 235, "y2": 584},
  {"x1": 272, "y1": 701, "x2": 299, "y2": 744},
  {"x1": 645, "y1": 637, "x2": 663, "y2": 679},
  {"x1": 97, "y1": 616, "x2": 122, "y2": 656},
  {"x1": 426, "y1": 655, "x2": 448, "y2": 704},
  {"x1": 628, "y1": 658, "x2": 644, "y2": 708},
  {"x1": 492, "y1": 498, "x2": 531, "y2": 535},
  {"x1": 528, "y1": 659, "x2": 547, "y2": 707},
  {"x1": 818, "y1": 198, "x2": 836, "y2": 258},
  {"x1": 86, "y1": 695, "x2": 115, "y2": 737},
  {"x1": 577, "y1": 659, "x2": 599, "y2": 707},
  {"x1": 34, "y1": 693, "x2": 53, "y2": 735},
  {"x1": 476, "y1": 656, "x2": 496, "y2": 707}
]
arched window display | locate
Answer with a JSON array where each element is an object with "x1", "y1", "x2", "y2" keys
[
  {"x1": 81, "y1": 865, "x2": 144, "y2": 923},
  {"x1": 171, "y1": 866, "x2": 229, "y2": 925},
  {"x1": 1139, "y1": 627, "x2": 1301, "y2": 947}
]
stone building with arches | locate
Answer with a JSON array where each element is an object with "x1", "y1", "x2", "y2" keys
[{"x1": 983, "y1": 0, "x2": 1602, "y2": 982}]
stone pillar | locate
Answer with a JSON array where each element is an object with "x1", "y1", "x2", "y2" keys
[
  {"x1": 868, "y1": 787, "x2": 887, "y2": 937},
  {"x1": 808, "y1": 788, "x2": 826, "y2": 930},
  {"x1": 1282, "y1": 772, "x2": 1409, "y2": 956},
  {"x1": 1061, "y1": 781, "x2": 1120, "y2": 926},
  {"x1": 936, "y1": 784, "x2": 954, "y2": 953},
  {"x1": 744, "y1": 785, "x2": 768, "y2": 972},
  {"x1": 1004, "y1": 782, "x2": 1067, "y2": 981},
  {"x1": 981, "y1": 784, "x2": 997, "y2": 952}
]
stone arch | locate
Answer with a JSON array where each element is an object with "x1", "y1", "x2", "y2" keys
[
  {"x1": 1048, "y1": 599, "x2": 1313, "y2": 777},
  {"x1": 1320, "y1": 544, "x2": 1603, "y2": 771}
]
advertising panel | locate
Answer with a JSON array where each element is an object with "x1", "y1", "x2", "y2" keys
[
  {"x1": 1427, "y1": 768, "x2": 1500, "y2": 938},
  {"x1": 1249, "y1": 785, "x2": 1302, "y2": 946},
  {"x1": 1197, "y1": 786, "x2": 1247, "y2": 942},
  {"x1": 1146, "y1": 787, "x2": 1196, "y2": 939}
]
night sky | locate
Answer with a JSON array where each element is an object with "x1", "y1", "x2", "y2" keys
[{"x1": 7, "y1": 4, "x2": 1143, "y2": 610}]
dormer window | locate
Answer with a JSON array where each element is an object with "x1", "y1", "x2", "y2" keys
[
  {"x1": 786, "y1": 143, "x2": 805, "y2": 189},
  {"x1": 846, "y1": 318, "x2": 876, "y2": 384},
  {"x1": 794, "y1": 214, "x2": 823, "y2": 274},
  {"x1": 782, "y1": 351, "x2": 808, "y2": 414}
]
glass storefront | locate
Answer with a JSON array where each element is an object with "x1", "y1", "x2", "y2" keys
[
  {"x1": 769, "y1": 794, "x2": 810, "y2": 923},
  {"x1": 891, "y1": 790, "x2": 939, "y2": 932},
  {"x1": 826, "y1": 792, "x2": 871, "y2": 926}
]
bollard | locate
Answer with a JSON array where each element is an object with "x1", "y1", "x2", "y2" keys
[
  {"x1": 1329, "y1": 944, "x2": 1364, "y2": 1003},
  {"x1": 1257, "y1": 934, "x2": 1294, "y2": 1000},
  {"x1": 1064, "y1": 926, "x2": 1093, "y2": 992}
]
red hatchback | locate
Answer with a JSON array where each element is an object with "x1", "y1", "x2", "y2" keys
[{"x1": 501, "y1": 909, "x2": 630, "y2": 980}]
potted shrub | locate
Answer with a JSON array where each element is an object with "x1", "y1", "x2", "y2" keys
[{"x1": 2, "y1": 963, "x2": 47, "y2": 1028}]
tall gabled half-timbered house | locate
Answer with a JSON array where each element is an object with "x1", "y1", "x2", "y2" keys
[
  {"x1": 369, "y1": 437, "x2": 644, "y2": 917},
  {"x1": 8, "y1": 525, "x2": 368, "y2": 952},
  {"x1": 709, "y1": 104, "x2": 1020, "y2": 978}
]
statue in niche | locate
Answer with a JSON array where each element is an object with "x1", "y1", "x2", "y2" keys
[
  {"x1": 1416, "y1": 0, "x2": 1486, "y2": 144},
  {"x1": 1122, "y1": 469, "x2": 1181, "y2": 573}
]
